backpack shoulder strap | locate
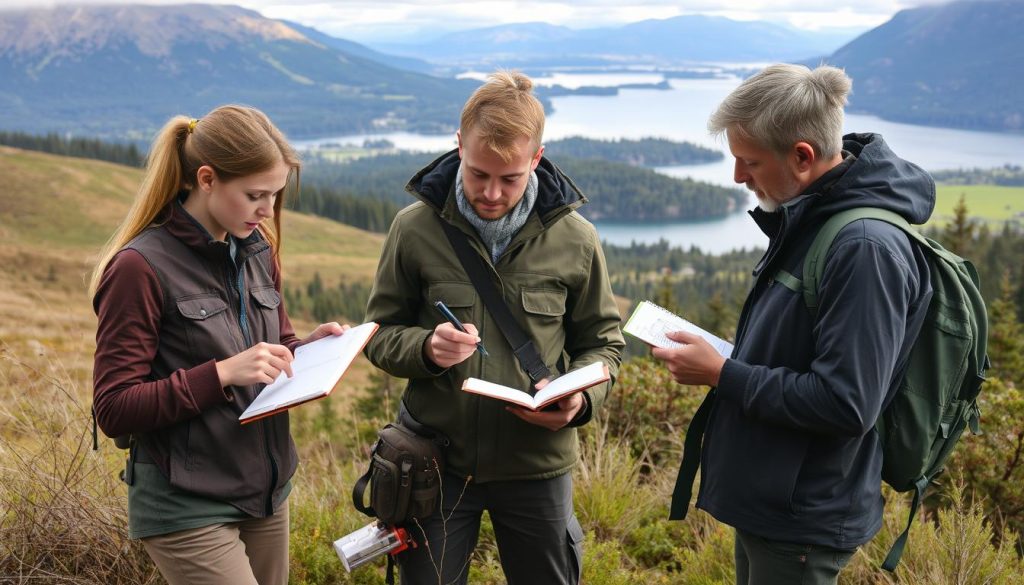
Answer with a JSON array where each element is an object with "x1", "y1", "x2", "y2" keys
[
  {"x1": 669, "y1": 388, "x2": 718, "y2": 520},
  {"x1": 799, "y1": 207, "x2": 914, "y2": 316}
]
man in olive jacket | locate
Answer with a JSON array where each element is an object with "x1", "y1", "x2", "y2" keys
[{"x1": 364, "y1": 71, "x2": 624, "y2": 585}]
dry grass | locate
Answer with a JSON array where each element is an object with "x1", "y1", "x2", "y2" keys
[
  {"x1": 0, "y1": 342, "x2": 160, "y2": 584},
  {"x1": 3, "y1": 146, "x2": 1024, "y2": 584},
  {"x1": 0, "y1": 146, "x2": 389, "y2": 582},
  {"x1": 5, "y1": 317, "x2": 1024, "y2": 584}
]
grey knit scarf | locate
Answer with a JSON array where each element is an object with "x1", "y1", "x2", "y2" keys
[{"x1": 455, "y1": 165, "x2": 538, "y2": 263}]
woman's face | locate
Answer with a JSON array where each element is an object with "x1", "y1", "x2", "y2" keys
[{"x1": 196, "y1": 161, "x2": 291, "y2": 241}]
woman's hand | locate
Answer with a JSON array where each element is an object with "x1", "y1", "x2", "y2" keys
[
  {"x1": 216, "y1": 342, "x2": 295, "y2": 387},
  {"x1": 300, "y1": 321, "x2": 349, "y2": 347}
]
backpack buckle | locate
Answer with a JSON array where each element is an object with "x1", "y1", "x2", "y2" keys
[{"x1": 400, "y1": 460, "x2": 412, "y2": 488}]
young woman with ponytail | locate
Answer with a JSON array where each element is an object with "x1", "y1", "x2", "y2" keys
[{"x1": 91, "y1": 105, "x2": 347, "y2": 585}]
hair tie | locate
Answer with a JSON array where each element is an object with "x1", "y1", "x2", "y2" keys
[{"x1": 187, "y1": 118, "x2": 199, "y2": 134}]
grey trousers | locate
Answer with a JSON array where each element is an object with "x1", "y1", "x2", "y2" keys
[
  {"x1": 734, "y1": 528, "x2": 856, "y2": 585},
  {"x1": 397, "y1": 472, "x2": 583, "y2": 585}
]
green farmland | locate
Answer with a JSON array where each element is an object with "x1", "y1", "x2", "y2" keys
[{"x1": 929, "y1": 184, "x2": 1024, "y2": 227}]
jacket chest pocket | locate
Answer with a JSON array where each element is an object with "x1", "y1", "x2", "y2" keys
[
  {"x1": 427, "y1": 282, "x2": 477, "y2": 325},
  {"x1": 175, "y1": 293, "x2": 233, "y2": 361},
  {"x1": 249, "y1": 286, "x2": 282, "y2": 344},
  {"x1": 521, "y1": 287, "x2": 567, "y2": 362}
]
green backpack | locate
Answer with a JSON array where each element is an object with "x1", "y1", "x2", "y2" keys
[{"x1": 775, "y1": 207, "x2": 989, "y2": 571}]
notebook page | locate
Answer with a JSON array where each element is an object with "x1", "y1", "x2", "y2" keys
[
  {"x1": 624, "y1": 301, "x2": 734, "y2": 358},
  {"x1": 240, "y1": 322, "x2": 378, "y2": 421}
]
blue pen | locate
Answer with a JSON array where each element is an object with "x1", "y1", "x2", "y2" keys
[{"x1": 434, "y1": 300, "x2": 489, "y2": 357}]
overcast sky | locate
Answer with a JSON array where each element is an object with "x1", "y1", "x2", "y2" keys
[{"x1": 0, "y1": 0, "x2": 953, "y2": 43}]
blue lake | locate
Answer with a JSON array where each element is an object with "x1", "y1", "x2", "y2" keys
[{"x1": 295, "y1": 72, "x2": 1024, "y2": 254}]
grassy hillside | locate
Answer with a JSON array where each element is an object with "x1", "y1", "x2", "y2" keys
[
  {"x1": 0, "y1": 145, "x2": 384, "y2": 276},
  {"x1": 3, "y1": 146, "x2": 1023, "y2": 584},
  {"x1": 0, "y1": 145, "x2": 385, "y2": 396}
]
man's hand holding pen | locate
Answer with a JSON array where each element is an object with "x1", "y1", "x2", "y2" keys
[
  {"x1": 433, "y1": 300, "x2": 488, "y2": 356},
  {"x1": 426, "y1": 300, "x2": 489, "y2": 368},
  {"x1": 425, "y1": 322, "x2": 482, "y2": 369}
]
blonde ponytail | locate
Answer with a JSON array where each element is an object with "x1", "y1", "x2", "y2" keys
[
  {"x1": 89, "y1": 116, "x2": 192, "y2": 296},
  {"x1": 89, "y1": 105, "x2": 300, "y2": 297}
]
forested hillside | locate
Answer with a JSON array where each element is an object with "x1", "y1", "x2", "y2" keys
[
  {"x1": 301, "y1": 149, "x2": 746, "y2": 224},
  {"x1": 0, "y1": 130, "x2": 143, "y2": 167},
  {"x1": 546, "y1": 136, "x2": 722, "y2": 166},
  {"x1": 824, "y1": 0, "x2": 1024, "y2": 131}
]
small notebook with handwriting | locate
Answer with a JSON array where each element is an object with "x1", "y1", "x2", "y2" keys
[
  {"x1": 461, "y1": 361, "x2": 610, "y2": 411},
  {"x1": 623, "y1": 301, "x2": 734, "y2": 358},
  {"x1": 239, "y1": 322, "x2": 379, "y2": 423}
]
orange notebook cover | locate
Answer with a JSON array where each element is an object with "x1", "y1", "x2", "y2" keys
[{"x1": 461, "y1": 362, "x2": 610, "y2": 411}]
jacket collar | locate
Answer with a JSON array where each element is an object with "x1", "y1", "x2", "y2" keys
[
  {"x1": 748, "y1": 153, "x2": 854, "y2": 277},
  {"x1": 748, "y1": 132, "x2": 935, "y2": 277},
  {"x1": 160, "y1": 193, "x2": 269, "y2": 265},
  {"x1": 405, "y1": 149, "x2": 588, "y2": 228}
]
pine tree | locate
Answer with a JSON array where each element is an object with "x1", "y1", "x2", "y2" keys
[
  {"x1": 653, "y1": 271, "x2": 680, "y2": 314},
  {"x1": 307, "y1": 272, "x2": 324, "y2": 298},
  {"x1": 943, "y1": 193, "x2": 976, "y2": 257},
  {"x1": 988, "y1": 270, "x2": 1024, "y2": 385},
  {"x1": 704, "y1": 292, "x2": 735, "y2": 340}
]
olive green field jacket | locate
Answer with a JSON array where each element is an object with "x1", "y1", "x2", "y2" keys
[{"x1": 363, "y1": 150, "x2": 625, "y2": 482}]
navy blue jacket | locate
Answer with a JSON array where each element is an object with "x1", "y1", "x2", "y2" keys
[{"x1": 696, "y1": 133, "x2": 935, "y2": 549}]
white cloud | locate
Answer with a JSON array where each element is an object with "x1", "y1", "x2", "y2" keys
[{"x1": 0, "y1": 0, "x2": 947, "y2": 42}]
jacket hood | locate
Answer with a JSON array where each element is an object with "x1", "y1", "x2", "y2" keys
[
  {"x1": 766, "y1": 133, "x2": 935, "y2": 230},
  {"x1": 810, "y1": 132, "x2": 935, "y2": 224},
  {"x1": 405, "y1": 149, "x2": 587, "y2": 223},
  {"x1": 750, "y1": 132, "x2": 935, "y2": 275}
]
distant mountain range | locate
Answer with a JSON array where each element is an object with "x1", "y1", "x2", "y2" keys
[
  {"x1": 0, "y1": 4, "x2": 479, "y2": 140},
  {"x1": 822, "y1": 0, "x2": 1023, "y2": 132},
  {"x1": 0, "y1": 1, "x2": 1019, "y2": 140},
  {"x1": 280, "y1": 20, "x2": 440, "y2": 76},
  {"x1": 373, "y1": 17, "x2": 861, "y2": 67}
]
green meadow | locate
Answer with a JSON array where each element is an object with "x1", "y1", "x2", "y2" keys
[{"x1": 929, "y1": 184, "x2": 1024, "y2": 227}]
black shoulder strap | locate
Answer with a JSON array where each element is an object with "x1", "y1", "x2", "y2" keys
[
  {"x1": 669, "y1": 388, "x2": 716, "y2": 520},
  {"x1": 352, "y1": 439, "x2": 378, "y2": 519},
  {"x1": 438, "y1": 218, "x2": 551, "y2": 384},
  {"x1": 386, "y1": 553, "x2": 396, "y2": 585},
  {"x1": 92, "y1": 406, "x2": 99, "y2": 451}
]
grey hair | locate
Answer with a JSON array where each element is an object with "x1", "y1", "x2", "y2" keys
[{"x1": 708, "y1": 64, "x2": 851, "y2": 159}]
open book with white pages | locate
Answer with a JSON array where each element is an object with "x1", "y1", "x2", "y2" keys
[
  {"x1": 623, "y1": 300, "x2": 734, "y2": 358},
  {"x1": 239, "y1": 322, "x2": 379, "y2": 423},
  {"x1": 461, "y1": 361, "x2": 610, "y2": 411}
]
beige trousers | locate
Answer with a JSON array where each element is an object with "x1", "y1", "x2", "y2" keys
[{"x1": 141, "y1": 502, "x2": 289, "y2": 585}]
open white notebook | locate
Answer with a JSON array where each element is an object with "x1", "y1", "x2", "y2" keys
[
  {"x1": 239, "y1": 322, "x2": 379, "y2": 423},
  {"x1": 461, "y1": 361, "x2": 610, "y2": 411},
  {"x1": 623, "y1": 301, "x2": 734, "y2": 358}
]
